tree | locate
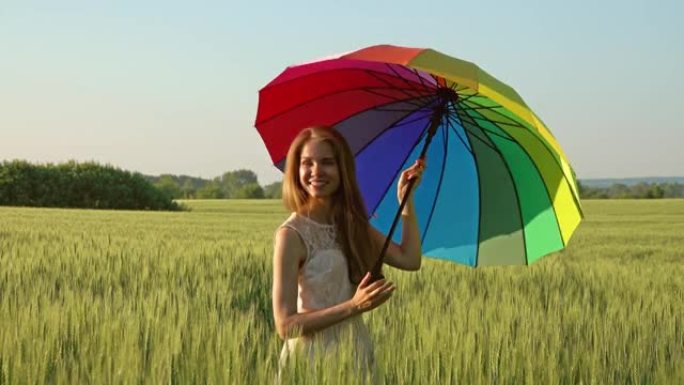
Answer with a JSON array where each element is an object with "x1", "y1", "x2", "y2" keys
[
  {"x1": 234, "y1": 183, "x2": 265, "y2": 199},
  {"x1": 196, "y1": 179, "x2": 223, "y2": 199},
  {"x1": 155, "y1": 174, "x2": 182, "y2": 199},
  {"x1": 263, "y1": 181, "x2": 282, "y2": 199},
  {"x1": 220, "y1": 169, "x2": 259, "y2": 198},
  {"x1": 0, "y1": 160, "x2": 180, "y2": 210},
  {"x1": 646, "y1": 184, "x2": 665, "y2": 199},
  {"x1": 608, "y1": 183, "x2": 630, "y2": 199},
  {"x1": 181, "y1": 179, "x2": 196, "y2": 199}
]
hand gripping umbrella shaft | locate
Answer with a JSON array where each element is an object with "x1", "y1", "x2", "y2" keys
[{"x1": 369, "y1": 98, "x2": 450, "y2": 282}]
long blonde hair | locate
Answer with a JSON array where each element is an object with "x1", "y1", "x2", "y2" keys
[{"x1": 282, "y1": 126, "x2": 379, "y2": 284}]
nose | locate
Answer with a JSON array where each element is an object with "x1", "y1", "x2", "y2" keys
[{"x1": 312, "y1": 162, "x2": 322, "y2": 176}]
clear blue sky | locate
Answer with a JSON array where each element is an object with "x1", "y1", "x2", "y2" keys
[{"x1": 1, "y1": 0, "x2": 682, "y2": 184}]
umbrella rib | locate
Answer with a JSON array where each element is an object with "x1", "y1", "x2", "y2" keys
[
  {"x1": 260, "y1": 64, "x2": 432, "y2": 94},
  {"x1": 352, "y1": 97, "x2": 437, "y2": 157},
  {"x1": 271, "y1": 96, "x2": 437, "y2": 166},
  {"x1": 361, "y1": 87, "x2": 434, "y2": 109},
  {"x1": 372, "y1": 107, "x2": 429, "y2": 112},
  {"x1": 455, "y1": 105, "x2": 507, "y2": 112},
  {"x1": 420, "y1": 121, "x2": 449, "y2": 245},
  {"x1": 409, "y1": 67, "x2": 434, "y2": 90},
  {"x1": 447, "y1": 113, "x2": 502, "y2": 156},
  {"x1": 362, "y1": 68, "x2": 434, "y2": 102},
  {"x1": 381, "y1": 109, "x2": 435, "y2": 129},
  {"x1": 445, "y1": 102, "x2": 485, "y2": 267},
  {"x1": 368, "y1": 121, "x2": 433, "y2": 216},
  {"x1": 459, "y1": 100, "x2": 526, "y2": 128},
  {"x1": 457, "y1": 107, "x2": 568, "y2": 246},
  {"x1": 456, "y1": 106, "x2": 526, "y2": 129},
  {"x1": 370, "y1": 95, "x2": 437, "y2": 113},
  {"x1": 460, "y1": 101, "x2": 584, "y2": 222},
  {"x1": 350, "y1": 96, "x2": 437, "y2": 163},
  {"x1": 466, "y1": 115, "x2": 526, "y2": 130},
  {"x1": 453, "y1": 84, "x2": 473, "y2": 93},
  {"x1": 451, "y1": 107, "x2": 517, "y2": 143},
  {"x1": 455, "y1": 93, "x2": 481, "y2": 104},
  {"x1": 384, "y1": 64, "x2": 434, "y2": 96},
  {"x1": 444, "y1": 114, "x2": 474, "y2": 155},
  {"x1": 451, "y1": 111, "x2": 483, "y2": 267},
  {"x1": 257, "y1": 85, "x2": 431, "y2": 126},
  {"x1": 455, "y1": 107, "x2": 529, "y2": 264}
]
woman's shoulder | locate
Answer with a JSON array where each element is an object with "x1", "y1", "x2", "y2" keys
[
  {"x1": 275, "y1": 212, "x2": 310, "y2": 243},
  {"x1": 278, "y1": 212, "x2": 303, "y2": 230},
  {"x1": 274, "y1": 212, "x2": 309, "y2": 260}
]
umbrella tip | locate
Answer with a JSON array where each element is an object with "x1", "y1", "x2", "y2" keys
[{"x1": 437, "y1": 87, "x2": 458, "y2": 102}]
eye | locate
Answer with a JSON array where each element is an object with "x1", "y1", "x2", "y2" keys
[
  {"x1": 322, "y1": 158, "x2": 336, "y2": 165},
  {"x1": 300, "y1": 159, "x2": 312, "y2": 166}
]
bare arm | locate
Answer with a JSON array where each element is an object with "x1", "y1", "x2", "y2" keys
[
  {"x1": 370, "y1": 203, "x2": 422, "y2": 271},
  {"x1": 272, "y1": 227, "x2": 395, "y2": 340},
  {"x1": 371, "y1": 159, "x2": 424, "y2": 271}
]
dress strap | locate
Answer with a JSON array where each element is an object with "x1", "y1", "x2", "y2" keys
[{"x1": 278, "y1": 213, "x2": 340, "y2": 262}]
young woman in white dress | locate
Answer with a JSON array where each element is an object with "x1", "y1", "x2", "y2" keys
[{"x1": 272, "y1": 126, "x2": 424, "y2": 382}]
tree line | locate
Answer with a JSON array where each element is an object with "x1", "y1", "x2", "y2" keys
[
  {"x1": 0, "y1": 160, "x2": 180, "y2": 210},
  {"x1": 1, "y1": 160, "x2": 682, "y2": 212},
  {"x1": 149, "y1": 172, "x2": 684, "y2": 200},
  {"x1": 577, "y1": 181, "x2": 684, "y2": 199},
  {"x1": 146, "y1": 169, "x2": 282, "y2": 199}
]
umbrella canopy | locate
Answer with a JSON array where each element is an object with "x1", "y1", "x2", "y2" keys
[{"x1": 255, "y1": 44, "x2": 583, "y2": 266}]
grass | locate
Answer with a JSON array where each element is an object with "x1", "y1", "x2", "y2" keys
[{"x1": 0, "y1": 199, "x2": 682, "y2": 384}]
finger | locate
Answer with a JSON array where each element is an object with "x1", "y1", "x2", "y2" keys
[
  {"x1": 368, "y1": 281, "x2": 394, "y2": 298},
  {"x1": 361, "y1": 279, "x2": 386, "y2": 297},
  {"x1": 376, "y1": 284, "x2": 396, "y2": 298},
  {"x1": 403, "y1": 163, "x2": 421, "y2": 176},
  {"x1": 364, "y1": 279, "x2": 386, "y2": 293},
  {"x1": 358, "y1": 272, "x2": 371, "y2": 288},
  {"x1": 380, "y1": 285, "x2": 396, "y2": 298},
  {"x1": 367, "y1": 281, "x2": 392, "y2": 297},
  {"x1": 371, "y1": 289, "x2": 395, "y2": 308}
]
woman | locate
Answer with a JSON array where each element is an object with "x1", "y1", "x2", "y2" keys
[{"x1": 272, "y1": 126, "x2": 424, "y2": 382}]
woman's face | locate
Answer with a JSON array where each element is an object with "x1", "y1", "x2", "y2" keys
[{"x1": 299, "y1": 139, "x2": 341, "y2": 199}]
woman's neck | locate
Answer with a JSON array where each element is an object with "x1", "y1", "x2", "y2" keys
[{"x1": 304, "y1": 199, "x2": 334, "y2": 224}]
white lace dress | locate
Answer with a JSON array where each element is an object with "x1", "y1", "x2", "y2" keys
[{"x1": 276, "y1": 212, "x2": 375, "y2": 381}]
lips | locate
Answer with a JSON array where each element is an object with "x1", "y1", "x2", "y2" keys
[{"x1": 309, "y1": 180, "x2": 328, "y2": 188}]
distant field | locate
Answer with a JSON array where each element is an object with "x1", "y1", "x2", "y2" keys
[{"x1": 0, "y1": 199, "x2": 682, "y2": 384}]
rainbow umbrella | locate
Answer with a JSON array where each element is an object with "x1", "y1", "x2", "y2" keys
[{"x1": 255, "y1": 44, "x2": 583, "y2": 269}]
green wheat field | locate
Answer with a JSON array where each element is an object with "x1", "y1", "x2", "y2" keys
[{"x1": 0, "y1": 199, "x2": 682, "y2": 384}]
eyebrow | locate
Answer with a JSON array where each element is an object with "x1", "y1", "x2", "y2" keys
[{"x1": 300, "y1": 156, "x2": 335, "y2": 160}]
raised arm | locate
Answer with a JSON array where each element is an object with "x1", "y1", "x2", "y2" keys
[
  {"x1": 370, "y1": 204, "x2": 422, "y2": 271},
  {"x1": 272, "y1": 227, "x2": 395, "y2": 340},
  {"x1": 369, "y1": 159, "x2": 424, "y2": 271}
]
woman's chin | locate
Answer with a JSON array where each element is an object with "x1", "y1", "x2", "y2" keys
[{"x1": 308, "y1": 188, "x2": 334, "y2": 199}]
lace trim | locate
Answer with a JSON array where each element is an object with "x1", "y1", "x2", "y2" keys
[{"x1": 285, "y1": 213, "x2": 340, "y2": 260}]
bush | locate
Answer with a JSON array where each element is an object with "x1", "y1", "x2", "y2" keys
[{"x1": 0, "y1": 160, "x2": 181, "y2": 211}]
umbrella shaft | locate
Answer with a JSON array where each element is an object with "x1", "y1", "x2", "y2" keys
[{"x1": 370, "y1": 102, "x2": 447, "y2": 281}]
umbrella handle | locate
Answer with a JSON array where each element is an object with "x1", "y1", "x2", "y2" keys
[
  {"x1": 368, "y1": 100, "x2": 448, "y2": 282},
  {"x1": 369, "y1": 174, "x2": 420, "y2": 281}
]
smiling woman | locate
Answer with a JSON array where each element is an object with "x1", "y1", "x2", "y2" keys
[
  {"x1": 271, "y1": 126, "x2": 425, "y2": 383},
  {"x1": 298, "y1": 140, "x2": 341, "y2": 200}
]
